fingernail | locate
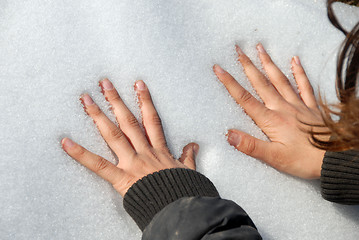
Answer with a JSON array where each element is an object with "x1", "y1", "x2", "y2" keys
[
  {"x1": 135, "y1": 80, "x2": 146, "y2": 91},
  {"x1": 101, "y1": 78, "x2": 114, "y2": 90},
  {"x1": 82, "y1": 94, "x2": 94, "y2": 105},
  {"x1": 293, "y1": 56, "x2": 302, "y2": 67},
  {"x1": 213, "y1": 64, "x2": 225, "y2": 74},
  {"x1": 192, "y1": 144, "x2": 199, "y2": 156},
  {"x1": 257, "y1": 43, "x2": 267, "y2": 54},
  {"x1": 62, "y1": 138, "x2": 75, "y2": 149},
  {"x1": 227, "y1": 131, "x2": 241, "y2": 147},
  {"x1": 235, "y1": 45, "x2": 244, "y2": 56}
]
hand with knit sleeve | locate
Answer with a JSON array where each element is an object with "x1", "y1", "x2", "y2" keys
[
  {"x1": 213, "y1": 45, "x2": 327, "y2": 179},
  {"x1": 61, "y1": 78, "x2": 262, "y2": 239},
  {"x1": 321, "y1": 150, "x2": 359, "y2": 205},
  {"x1": 212, "y1": 45, "x2": 359, "y2": 205}
]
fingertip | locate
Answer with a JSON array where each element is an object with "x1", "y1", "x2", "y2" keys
[
  {"x1": 81, "y1": 93, "x2": 94, "y2": 106},
  {"x1": 293, "y1": 56, "x2": 302, "y2": 67},
  {"x1": 181, "y1": 142, "x2": 198, "y2": 157},
  {"x1": 135, "y1": 80, "x2": 146, "y2": 91},
  {"x1": 227, "y1": 128, "x2": 239, "y2": 135},
  {"x1": 227, "y1": 130, "x2": 241, "y2": 148},
  {"x1": 182, "y1": 143, "x2": 197, "y2": 170},
  {"x1": 235, "y1": 45, "x2": 244, "y2": 56},
  {"x1": 213, "y1": 64, "x2": 225, "y2": 74},
  {"x1": 135, "y1": 80, "x2": 148, "y2": 109},
  {"x1": 61, "y1": 137, "x2": 75, "y2": 150},
  {"x1": 256, "y1": 43, "x2": 267, "y2": 54},
  {"x1": 99, "y1": 78, "x2": 114, "y2": 93}
]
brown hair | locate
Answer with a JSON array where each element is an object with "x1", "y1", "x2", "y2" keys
[{"x1": 309, "y1": 0, "x2": 359, "y2": 151}]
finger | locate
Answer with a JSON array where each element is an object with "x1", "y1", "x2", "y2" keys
[
  {"x1": 227, "y1": 129, "x2": 276, "y2": 166},
  {"x1": 81, "y1": 94, "x2": 135, "y2": 159},
  {"x1": 213, "y1": 64, "x2": 270, "y2": 126},
  {"x1": 135, "y1": 80, "x2": 169, "y2": 153},
  {"x1": 257, "y1": 43, "x2": 300, "y2": 104},
  {"x1": 292, "y1": 56, "x2": 318, "y2": 109},
  {"x1": 99, "y1": 79, "x2": 150, "y2": 152},
  {"x1": 61, "y1": 137, "x2": 124, "y2": 185},
  {"x1": 235, "y1": 45, "x2": 282, "y2": 108},
  {"x1": 178, "y1": 143, "x2": 198, "y2": 170}
]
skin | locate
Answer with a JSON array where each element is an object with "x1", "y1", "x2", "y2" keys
[
  {"x1": 62, "y1": 43, "x2": 327, "y2": 198},
  {"x1": 213, "y1": 44, "x2": 329, "y2": 179},
  {"x1": 61, "y1": 79, "x2": 198, "y2": 197}
]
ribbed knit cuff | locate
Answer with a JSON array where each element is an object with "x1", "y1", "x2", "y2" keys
[
  {"x1": 123, "y1": 168, "x2": 219, "y2": 231},
  {"x1": 321, "y1": 150, "x2": 359, "y2": 204}
]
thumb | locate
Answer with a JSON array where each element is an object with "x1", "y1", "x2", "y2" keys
[
  {"x1": 227, "y1": 129, "x2": 272, "y2": 162},
  {"x1": 178, "y1": 142, "x2": 199, "y2": 170}
]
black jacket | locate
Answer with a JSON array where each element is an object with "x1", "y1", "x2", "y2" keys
[{"x1": 124, "y1": 168, "x2": 262, "y2": 239}]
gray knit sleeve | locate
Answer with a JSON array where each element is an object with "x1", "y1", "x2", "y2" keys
[
  {"x1": 320, "y1": 150, "x2": 359, "y2": 204},
  {"x1": 123, "y1": 168, "x2": 219, "y2": 231}
]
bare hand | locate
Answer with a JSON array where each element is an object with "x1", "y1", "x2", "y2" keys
[
  {"x1": 213, "y1": 44, "x2": 328, "y2": 179},
  {"x1": 61, "y1": 79, "x2": 198, "y2": 196}
]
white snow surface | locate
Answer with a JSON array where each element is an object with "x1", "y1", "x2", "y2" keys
[{"x1": 1, "y1": 0, "x2": 359, "y2": 239}]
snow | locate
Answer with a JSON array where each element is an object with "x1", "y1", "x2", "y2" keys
[{"x1": 1, "y1": 0, "x2": 358, "y2": 239}]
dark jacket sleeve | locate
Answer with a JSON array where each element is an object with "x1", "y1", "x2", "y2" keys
[
  {"x1": 123, "y1": 168, "x2": 262, "y2": 239},
  {"x1": 321, "y1": 150, "x2": 359, "y2": 204}
]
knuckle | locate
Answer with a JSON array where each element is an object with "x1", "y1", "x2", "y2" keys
[
  {"x1": 140, "y1": 91, "x2": 152, "y2": 102},
  {"x1": 279, "y1": 79, "x2": 291, "y2": 87},
  {"x1": 94, "y1": 156, "x2": 110, "y2": 172},
  {"x1": 262, "y1": 55, "x2": 273, "y2": 65},
  {"x1": 124, "y1": 114, "x2": 139, "y2": 127},
  {"x1": 148, "y1": 114, "x2": 162, "y2": 126},
  {"x1": 240, "y1": 56, "x2": 253, "y2": 67},
  {"x1": 237, "y1": 90, "x2": 253, "y2": 105},
  {"x1": 90, "y1": 106, "x2": 102, "y2": 118},
  {"x1": 220, "y1": 74, "x2": 233, "y2": 86},
  {"x1": 110, "y1": 127, "x2": 125, "y2": 140},
  {"x1": 242, "y1": 137, "x2": 257, "y2": 155},
  {"x1": 73, "y1": 145, "x2": 86, "y2": 158},
  {"x1": 262, "y1": 78, "x2": 273, "y2": 88},
  {"x1": 107, "y1": 94, "x2": 122, "y2": 103}
]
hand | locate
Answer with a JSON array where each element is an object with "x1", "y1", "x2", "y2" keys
[
  {"x1": 213, "y1": 44, "x2": 328, "y2": 179},
  {"x1": 61, "y1": 79, "x2": 199, "y2": 196}
]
